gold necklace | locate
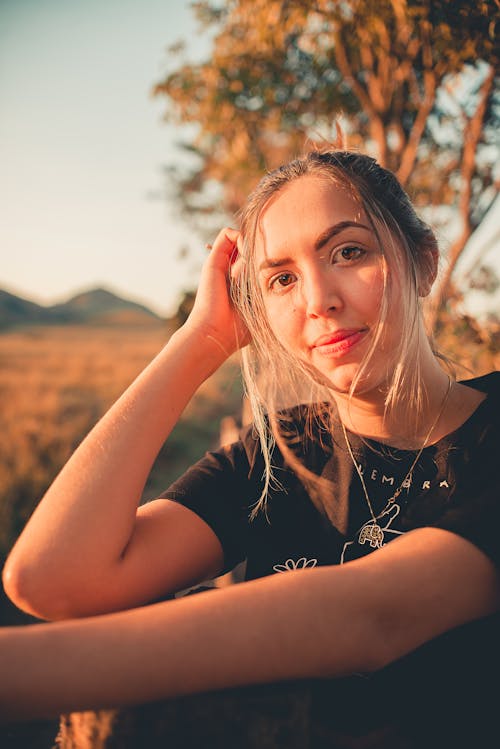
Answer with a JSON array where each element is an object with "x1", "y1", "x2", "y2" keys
[{"x1": 341, "y1": 377, "x2": 453, "y2": 526}]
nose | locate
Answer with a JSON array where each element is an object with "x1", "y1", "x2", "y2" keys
[{"x1": 303, "y1": 268, "x2": 341, "y2": 318}]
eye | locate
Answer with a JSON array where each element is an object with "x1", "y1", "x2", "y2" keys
[
  {"x1": 331, "y1": 245, "x2": 366, "y2": 264},
  {"x1": 269, "y1": 272, "x2": 296, "y2": 291}
]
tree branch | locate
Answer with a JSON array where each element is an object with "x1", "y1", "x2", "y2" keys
[
  {"x1": 397, "y1": 70, "x2": 437, "y2": 186},
  {"x1": 333, "y1": 29, "x2": 387, "y2": 165},
  {"x1": 426, "y1": 65, "x2": 495, "y2": 328}
]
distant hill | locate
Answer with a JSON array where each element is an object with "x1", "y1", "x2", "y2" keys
[
  {"x1": 49, "y1": 288, "x2": 163, "y2": 324},
  {"x1": 0, "y1": 286, "x2": 163, "y2": 329}
]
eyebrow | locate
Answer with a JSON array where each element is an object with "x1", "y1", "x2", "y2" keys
[{"x1": 258, "y1": 220, "x2": 371, "y2": 271}]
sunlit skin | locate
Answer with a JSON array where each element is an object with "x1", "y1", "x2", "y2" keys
[
  {"x1": 257, "y1": 177, "x2": 388, "y2": 393},
  {"x1": 255, "y1": 176, "x2": 458, "y2": 442}
]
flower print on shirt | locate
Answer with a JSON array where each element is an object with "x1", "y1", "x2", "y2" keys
[{"x1": 273, "y1": 557, "x2": 318, "y2": 573}]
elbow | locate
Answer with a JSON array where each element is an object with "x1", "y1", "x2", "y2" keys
[
  {"x1": 322, "y1": 586, "x2": 407, "y2": 676},
  {"x1": 362, "y1": 609, "x2": 417, "y2": 673},
  {"x1": 348, "y1": 620, "x2": 391, "y2": 675},
  {"x1": 3, "y1": 553, "x2": 134, "y2": 621},
  {"x1": 2, "y1": 556, "x2": 40, "y2": 617},
  {"x1": 2, "y1": 555, "x2": 72, "y2": 621},
  {"x1": 330, "y1": 620, "x2": 399, "y2": 677},
  {"x1": 2, "y1": 556, "x2": 47, "y2": 619}
]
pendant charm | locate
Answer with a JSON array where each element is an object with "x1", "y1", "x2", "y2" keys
[{"x1": 358, "y1": 521, "x2": 384, "y2": 549}]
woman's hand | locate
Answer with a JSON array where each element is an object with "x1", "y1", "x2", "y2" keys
[{"x1": 184, "y1": 227, "x2": 251, "y2": 357}]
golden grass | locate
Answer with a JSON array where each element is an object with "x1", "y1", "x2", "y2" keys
[{"x1": 0, "y1": 324, "x2": 243, "y2": 558}]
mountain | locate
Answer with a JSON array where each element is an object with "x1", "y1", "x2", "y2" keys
[
  {"x1": 0, "y1": 286, "x2": 163, "y2": 329},
  {"x1": 49, "y1": 288, "x2": 162, "y2": 324},
  {"x1": 0, "y1": 289, "x2": 51, "y2": 327}
]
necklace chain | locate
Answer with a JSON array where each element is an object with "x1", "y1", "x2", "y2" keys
[{"x1": 341, "y1": 377, "x2": 453, "y2": 523}]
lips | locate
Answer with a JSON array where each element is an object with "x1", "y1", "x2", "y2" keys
[{"x1": 311, "y1": 328, "x2": 367, "y2": 356}]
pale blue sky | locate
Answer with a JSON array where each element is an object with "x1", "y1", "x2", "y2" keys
[
  {"x1": 1, "y1": 0, "x2": 212, "y2": 316},
  {"x1": 1, "y1": 1, "x2": 498, "y2": 320}
]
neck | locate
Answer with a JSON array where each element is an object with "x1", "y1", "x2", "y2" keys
[{"x1": 333, "y1": 355, "x2": 452, "y2": 450}]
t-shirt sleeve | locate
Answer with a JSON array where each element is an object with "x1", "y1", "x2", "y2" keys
[
  {"x1": 423, "y1": 378, "x2": 500, "y2": 569},
  {"x1": 430, "y1": 464, "x2": 500, "y2": 569},
  {"x1": 158, "y1": 432, "x2": 262, "y2": 574}
]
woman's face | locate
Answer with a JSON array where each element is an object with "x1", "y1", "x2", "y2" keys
[{"x1": 255, "y1": 175, "x2": 403, "y2": 396}]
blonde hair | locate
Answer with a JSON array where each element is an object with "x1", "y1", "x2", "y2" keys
[{"x1": 232, "y1": 150, "x2": 439, "y2": 519}]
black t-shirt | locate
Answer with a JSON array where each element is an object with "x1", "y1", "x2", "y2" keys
[
  {"x1": 161, "y1": 372, "x2": 500, "y2": 579},
  {"x1": 160, "y1": 372, "x2": 500, "y2": 748}
]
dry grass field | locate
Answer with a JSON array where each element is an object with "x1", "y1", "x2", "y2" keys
[{"x1": 0, "y1": 323, "x2": 244, "y2": 565}]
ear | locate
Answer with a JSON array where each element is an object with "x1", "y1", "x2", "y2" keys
[{"x1": 418, "y1": 243, "x2": 439, "y2": 298}]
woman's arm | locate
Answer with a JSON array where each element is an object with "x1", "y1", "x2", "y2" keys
[
  {"x1": 1, "y1": 526, "x2": 498, "y2": 721},
  {"x1": 2, "y1": 229, "x2": 247, "y2": 620}
]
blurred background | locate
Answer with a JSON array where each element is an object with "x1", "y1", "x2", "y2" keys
[
  {"x1": 0, "y1": 0, "x2": 498, "y2": 743},
  {"x1": 1, "y1": 0, "x2": 212, "y2": 317}
]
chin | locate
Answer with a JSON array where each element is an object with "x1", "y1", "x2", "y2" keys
[
  {"x1": 316, "y1": 362, "x2": 387, "y2": 400},
  {"x1": 309, "y1": 361, "x2": 362, "y2": 395}
]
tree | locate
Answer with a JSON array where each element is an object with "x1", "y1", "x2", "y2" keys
[{"x1": 154, "y1": 0, "x2": 499, "y2": 318}]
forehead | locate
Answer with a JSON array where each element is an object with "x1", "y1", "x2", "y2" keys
[{"x1": 257, "y1": 175, "x2": 369, "y2": 254}]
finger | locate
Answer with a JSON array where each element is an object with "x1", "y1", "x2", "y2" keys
[
  {"x1": 208, "y1": 228, "x2": 241, "y2": 271},
  {"x1": 211, "y1": 227, "x2": 240, "y2": 254}
]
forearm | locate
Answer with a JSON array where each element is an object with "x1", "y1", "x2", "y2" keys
[
  {"x1": 0, "y1": 566, "x2": 376, "y2": 722},
  {"x1": 3, "y1": 528, "x2": 496, "y2": 722},
  {"x1": 3, "y1": 325, "x2": 227, "y2": 609}
]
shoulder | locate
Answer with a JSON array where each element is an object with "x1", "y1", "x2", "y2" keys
[
  {"x1": 425, "y1": 372, "x2": 500, "y2": 569},
  {"x1": 460, "y1": 371, "x2": 500, "y2": 399},
  {"x1": 453, "y1": 371, "x2": 500, "y2": 442}
]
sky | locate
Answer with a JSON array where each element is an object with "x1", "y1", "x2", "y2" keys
[
  {"x1": 0, "y1": 0, "x2": 213, "y2": 316},
  {"x1": 1, "y1": 0, "x2": 498, "y2": 320}
]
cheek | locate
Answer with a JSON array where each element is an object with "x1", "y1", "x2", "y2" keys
[
  {"x1": 263, "y1": 297, "x2": 301, "y2": 344},
  {"x1": 353, "y1": 267, "x2": 385, "y2": 319}
]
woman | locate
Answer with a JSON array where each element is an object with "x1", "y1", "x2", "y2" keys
[{"x1": 2, "y1": 151, "x2": 499, "y2": 743}]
